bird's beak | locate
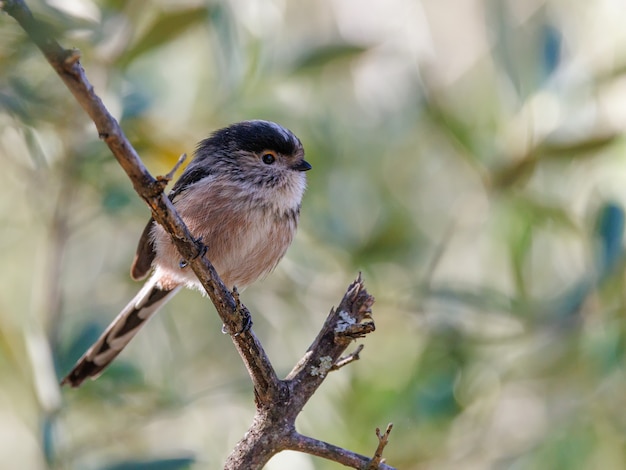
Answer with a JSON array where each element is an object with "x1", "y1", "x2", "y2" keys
[{"x1": 293, "y1": 159, "x2": 312, "y2": 172}]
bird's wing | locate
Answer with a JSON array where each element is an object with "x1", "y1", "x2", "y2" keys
[{"x1": 130, "y1": 218, "x2": 157, "y2": 280}]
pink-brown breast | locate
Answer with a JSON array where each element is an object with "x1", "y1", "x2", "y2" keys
[{"x1": 151, "y1": 175, "x2": 302, "y2": 291}]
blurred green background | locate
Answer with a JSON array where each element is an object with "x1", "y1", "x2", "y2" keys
[{"x1": 2, "y1": 0, "x2": 626, "y2": 469}]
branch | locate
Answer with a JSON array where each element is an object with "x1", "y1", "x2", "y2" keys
[
  {"x1": 367, "y1": 424, "x2": 394, "y2": 470},
  {"x1": 331, "y1": 344, "x2": 365, "y2": 371},
  {"x1": 287, "y1": 431, "x2": 395, "y2": 470},
  {"x1": 284, "y1": 274, "x2": 375, "y2": 418},
  {"x1": 3, "y1": 2, "x2": 396, "y2": 468}
]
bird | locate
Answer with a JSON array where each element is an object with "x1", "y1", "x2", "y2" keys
[{"x1": 61, "y1": 120, "x2": 311, "y2": 387}]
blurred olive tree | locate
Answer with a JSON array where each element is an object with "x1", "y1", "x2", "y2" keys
[{"x1": 2, "y1": 0, "x2": 626, "y2": 469}]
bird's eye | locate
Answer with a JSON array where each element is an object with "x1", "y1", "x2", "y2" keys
[{"x1": 262, "y1": 152, "x2": 276, "y2": 165}]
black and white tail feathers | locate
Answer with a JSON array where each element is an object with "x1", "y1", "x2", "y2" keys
[{"x1": 61, "y1": 279, "x2": 180, "y2": 388}]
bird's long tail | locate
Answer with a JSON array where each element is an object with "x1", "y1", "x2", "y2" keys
[{"x1": 61, "y1": 278, "x2": 180, "y2": 388}]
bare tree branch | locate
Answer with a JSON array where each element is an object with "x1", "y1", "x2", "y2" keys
[{"x1": 2, "y1": 1, "x2": 395, "y2": 468}]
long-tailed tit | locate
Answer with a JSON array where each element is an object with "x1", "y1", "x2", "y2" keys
[{"x1": 61, "y1": 120, "x2": 311, "y2": 387}]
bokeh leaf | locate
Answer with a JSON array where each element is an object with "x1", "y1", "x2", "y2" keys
[
  {"x1": 541, "y1": 23, "x2": 562, "y2": 79},
  {"x1": 593, "y1": 202, "x2": 624, "y2": 278},
  {"x1": 118, "y1": 7, "x2": 210, "y2": 67},
  {"x1": 291, "y1": 43, "x2": 368, "y2": 71},
  {"x1": 538, "y1": 133, "x2": 620, "y2": 160}
]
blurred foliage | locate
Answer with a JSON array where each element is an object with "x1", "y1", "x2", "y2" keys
[{"x1": 2, "y1": 0, "x2": 626, "y2": 469}]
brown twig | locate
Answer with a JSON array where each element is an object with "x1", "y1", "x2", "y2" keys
[
  {"x1": 287, "y1": 432, "x2": 395, "y2": 470},
  {"x1": 156, "y1": 152, "x2": 187, "y2": 189},
  {"x1": 331, "y1": 344, "x2": 365, "y2": 371},
  {"x1": 367, "y1": 424, "x2": 394, "y2": 469},
  {"x1": 2, "y1": 2, "x2": 393, "y2": 468}
]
